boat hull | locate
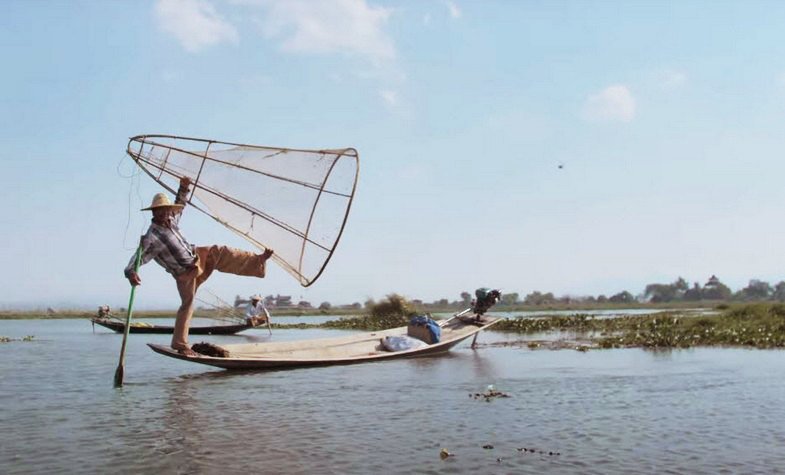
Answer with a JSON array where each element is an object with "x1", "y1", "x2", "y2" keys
[
  {"x1": 147, "y1": 316, "x2": 501, "y2": 370},
  {"x1": 91, "y1": 318, "x2": 252, "y2": 335}
]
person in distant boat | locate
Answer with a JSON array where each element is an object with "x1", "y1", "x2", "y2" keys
[
  {"x1": 97, "y1": 305, "x2": 111, "y2": 318},
  {"x1": 124, "y1": 176, "x2": 274, "y2": 357},
  {"x1": 245, "y1": 295, "x2": 270, "y2": 327}
]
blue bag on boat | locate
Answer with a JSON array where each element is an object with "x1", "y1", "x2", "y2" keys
[{"x1": 407, "y1": 315, "x2": 441, "y2": 344}]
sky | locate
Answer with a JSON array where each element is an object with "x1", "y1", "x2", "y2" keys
[{"x1": 2, "y1": 0, "x2": 785, "y2": 310}]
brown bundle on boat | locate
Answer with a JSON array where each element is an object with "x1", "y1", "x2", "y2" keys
[{"x1": 191, "y1": 342, "x2": 231, "y2": 358}]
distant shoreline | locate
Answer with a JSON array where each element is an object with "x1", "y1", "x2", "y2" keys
[{"x1": 0, "y1": 301, "x2": 724, "y2": 320}]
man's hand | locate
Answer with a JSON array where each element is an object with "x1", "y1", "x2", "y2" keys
[
  {"x1": 262, "y1": 248, "x2": 274, "y2": 260},
  {"x1": 128, "y1": 272, "x2": 142, "y2": 287},
  {"x1": 179, "y1": 176, "x2": 191, "y2": 188}
]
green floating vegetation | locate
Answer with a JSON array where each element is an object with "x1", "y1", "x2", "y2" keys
[
  {"x1": 494, "y1": 313, "x2": 598, "y2": 333},
  {"x1": 0, "y1": 335, "x2": 34, "y2": 343},
  {"x1": 269, "y1": 315, "x2": 410, "y2": 331},
  {"x1": 320, "y1": 294, "x2": 414, "y2": 331},
  {"x1": 495, "y1": 304, "x2": 785, "y2": 349},
  {"x1": 322, "y1": 313, "x2": 410, "y2": 331}
]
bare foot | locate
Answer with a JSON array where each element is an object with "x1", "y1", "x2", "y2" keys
[{"x1": 176, "y1": 347, "x2": 199, "y2": 357}]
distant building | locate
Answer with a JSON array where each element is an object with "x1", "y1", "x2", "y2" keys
[
  {"x1": 234, "y1": 295, "x2": 249, "y2": 308},
  {"x1": 235, "y1": 294, "x2": 293, "y2": 309}
]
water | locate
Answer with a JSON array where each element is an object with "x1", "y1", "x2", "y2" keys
[{"x1": 1, "y1": 318, "x2": 784, "y2": 474}]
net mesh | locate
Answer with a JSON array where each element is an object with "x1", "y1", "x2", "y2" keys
[{"x1": 126, "y1": 135, "x2": 359, "y2": 287}]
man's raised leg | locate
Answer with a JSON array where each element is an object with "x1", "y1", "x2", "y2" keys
[{"x1": 196, "y1": 245, "x2": 268, "y2": 286}]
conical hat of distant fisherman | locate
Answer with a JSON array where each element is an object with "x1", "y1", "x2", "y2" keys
[{"x1": 141, "y1": 193, "x2": 184, "y2": 211}]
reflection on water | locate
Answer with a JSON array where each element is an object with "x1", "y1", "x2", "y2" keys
[{"x1": 1, "y1": 318, "x2": 784, "y2": 474}]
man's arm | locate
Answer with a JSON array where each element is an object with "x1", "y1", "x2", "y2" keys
[
  {"x1": 124, "y1": 236, "x2": 157, "y2": 286},
  {"x1": 171, "y1": 176, "x2": 191, "y2": 225},
  {"x1": 175, "y1": 176, "x2": 191, "y2": 207}
]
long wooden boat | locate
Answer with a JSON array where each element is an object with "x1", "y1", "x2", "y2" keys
[
  {"x1": 147, "y1": 315, "x2": 501, "y2": 370},
  {"x1": 91, "y1": 318, "x2": 253, "y2": 335}
]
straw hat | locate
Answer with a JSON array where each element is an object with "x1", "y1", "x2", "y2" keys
[
  {"x1": 250, "y1": 295, "x2": 262, "y2": 301},
  {"x1": 141, "y1": 193, "x2": 184, "y2": 211}
]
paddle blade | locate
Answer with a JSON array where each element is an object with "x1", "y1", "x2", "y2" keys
[{"x1": 113, "y1": 364, "x2": 124, "y2": 388}]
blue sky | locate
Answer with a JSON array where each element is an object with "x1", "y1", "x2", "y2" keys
[{"x1": 2, "y1": 0, "x2": 785, "y2": 310}]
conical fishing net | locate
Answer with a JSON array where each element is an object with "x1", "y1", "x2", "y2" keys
[{"x1": 126, "y1": 135, "x2": 359, "y2": 287}]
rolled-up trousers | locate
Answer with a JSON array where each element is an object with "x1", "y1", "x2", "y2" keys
[{"x1": 172, "y1": 246, "x2": 266, "y2": 349}]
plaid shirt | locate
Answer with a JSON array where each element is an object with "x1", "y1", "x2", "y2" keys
[{"x1": 124, "y1": 185, "x2": 197, "y2": 278}]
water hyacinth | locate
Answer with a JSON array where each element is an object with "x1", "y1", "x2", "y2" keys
[
  {"x1": 494, "y1": 304, "x2": 785, "y2": 349},
  {"x1": 322, "y1": 294, "x2": 415, "y2": 331},
  {"x1": 0, "y1": 335, "x2": 35, "y2": 343},
  {"x1": 322, "y1": 313, "x2": 409, "y2": 331}
]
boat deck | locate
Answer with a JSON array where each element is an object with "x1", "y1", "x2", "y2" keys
[{"x1": 148, "y1": 316, "x2": 501, "y2": 370}]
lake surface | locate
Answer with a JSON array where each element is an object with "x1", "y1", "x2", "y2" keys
[{"x1": 1, "y1": 317, "x2": 784, "y2": 474}]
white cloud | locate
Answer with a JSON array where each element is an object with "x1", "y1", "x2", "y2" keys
[
  {"x1": 443, "y1": 0, "x2": 461, "y2": 19},
  {"x1": 582, "y1": 85, "x2": 636, "y2": 123},
  {"x1": 257, "y1": 0, "x2": 395, "y2": 66},
  {"x1": 155, "y1": 0, "x2": 239, "y2": 53},
  {"x1": 380, "y1": 89, "x2": 397, "y2": 106},
  {"x1": 660, "y1": 69, "x2": 687, "y2": 89}
]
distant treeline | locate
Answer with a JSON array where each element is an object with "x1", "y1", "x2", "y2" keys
[
  {"x1": 378, "y1": 275, "x2": 784, "y2": 310},
  {"x1": 479, "y1": 275, "x2": 785, "y2": 306},
  {"x1": 6, "y1": 276, "x2": 783, "y2": 318}
]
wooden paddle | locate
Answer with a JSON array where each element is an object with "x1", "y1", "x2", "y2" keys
[
  {"x1": 264, "y1": 307, "x2": 273, "y2": 335},
  {"x1": 114, "y1": 242, "x2": 143, "y2": 388},
  {"x1": 438, "y1": 307, "x2": 473, "y2": 327}
]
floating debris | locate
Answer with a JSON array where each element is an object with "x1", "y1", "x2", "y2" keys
[
  {"x1": 470, "y1": 386, "x2": 510, "y2": 401},
  {"x1": 482, "y1": 444, "x2": 494, "y2": 450},
  {"x1": 517, "y1": 447, "x2": 560, "y2": 456},
  {"x1": 439, "y1": 448, "x2": 454, "y2": 460}
]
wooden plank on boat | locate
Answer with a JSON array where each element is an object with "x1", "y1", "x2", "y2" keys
[{"x1": 147, "y1": 316, "x2": 501, "y2": 370}]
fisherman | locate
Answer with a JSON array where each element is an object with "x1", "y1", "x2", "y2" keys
[
  {"x1": 245, "y1": 294, "x2": 270, "y2": 327},
  {"x1": 97, "y1": 305, "x2": 111, "y2": 318},
  {"x1": 124, "y1": 177, "x2": 274, "y2": 356}
]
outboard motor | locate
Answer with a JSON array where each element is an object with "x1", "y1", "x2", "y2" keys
[{"x1": 472, "y1": 288, "x2": 502, "y2": 319}]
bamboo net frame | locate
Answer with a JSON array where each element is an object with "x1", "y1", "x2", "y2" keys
[{"x1": 126, "y1": 134, "x2": 359, "y2": 287}]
